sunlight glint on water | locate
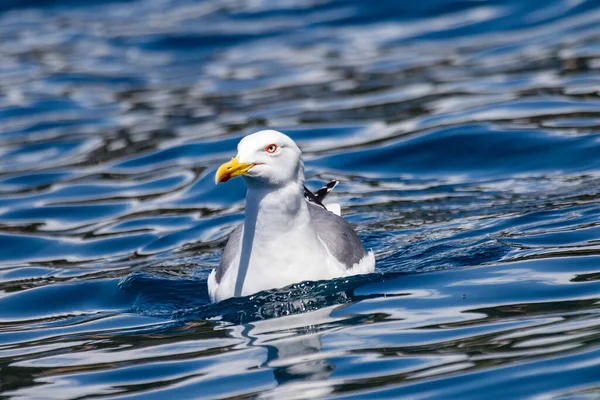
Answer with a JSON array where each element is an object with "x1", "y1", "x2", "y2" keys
[{"x1": 1, "y1": 0, "x2": 600, "y2": 398}]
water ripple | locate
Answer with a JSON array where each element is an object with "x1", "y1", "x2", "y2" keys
[{"x1": 1, "y1": 0, "x2": 600, "y2": 398}]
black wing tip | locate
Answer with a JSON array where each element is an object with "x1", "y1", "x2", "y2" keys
[
  {"x1": 304, "y1": 179, "x2": 340, "y2": 209},
  {"x1": 303, "y1": 185, "x2": 326, "y2": 209},
  {"x1": 325, "y1": 179, "x2": 339, "y2": 191},
  {"x1": 314, "y1": 180, "x2": 339, "y2": 202}
]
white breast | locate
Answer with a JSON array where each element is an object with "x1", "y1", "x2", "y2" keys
[{"x1": 208, "y1": 182, "x2": 375, "y2": 302}]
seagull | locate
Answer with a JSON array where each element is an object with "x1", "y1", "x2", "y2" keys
[{"x1": 208, "y1": 130, "x2": 375, "y2": 302}]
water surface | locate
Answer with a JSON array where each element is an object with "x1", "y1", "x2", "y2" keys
[{"x1": 1, "y1": 0, "x2": 600, "y2": 398}]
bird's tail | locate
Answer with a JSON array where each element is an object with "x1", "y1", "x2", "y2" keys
[{"x1": 325, "y1": 203, "x2": 342, "y2": 216}]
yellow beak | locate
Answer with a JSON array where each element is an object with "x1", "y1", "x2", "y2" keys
[{"x1": 215, "y1": 157, "x2": 255, "y2": 184}]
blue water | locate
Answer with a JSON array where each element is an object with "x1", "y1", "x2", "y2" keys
[{"x1": 1, "y1": 0, "x2": 600, "y2": 398}]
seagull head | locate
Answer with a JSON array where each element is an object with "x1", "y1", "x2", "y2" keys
[{"x1": 215, "y1": 130, "x2": 303, "y2": 188}]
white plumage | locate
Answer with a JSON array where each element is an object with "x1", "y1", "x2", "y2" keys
[{"x1": 209, "y1": 130, "x2": 375, "y2": 302}]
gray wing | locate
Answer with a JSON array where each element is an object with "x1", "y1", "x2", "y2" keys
[
  {"x1": 307, "y1": 202, "x2": 367, "y2": 269},
  {"x1": 215, "y1": 224, "x2": 242, "y2": 284},
  {"x1": 215, "y1": 202, "x2": 367, "y2": 284}
]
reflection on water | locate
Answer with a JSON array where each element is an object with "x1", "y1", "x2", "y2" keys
[{"x1": 2, "y1": 0, "x2": 600, "y2": 398}]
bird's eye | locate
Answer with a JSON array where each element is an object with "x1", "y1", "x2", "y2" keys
[{"x1": 265, "y1": 144, "x2": 278, "y2": 153}]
